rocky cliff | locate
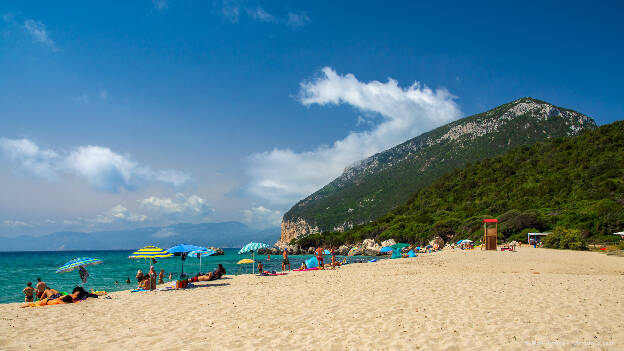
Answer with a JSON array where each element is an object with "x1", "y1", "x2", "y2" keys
[{"x1": 279, "y1": 98, "x2": 596, "y2": 244}]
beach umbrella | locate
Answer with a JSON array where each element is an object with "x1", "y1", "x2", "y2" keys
[
  {"x1": 457, "y1": 240, "x2": 463, "y2": 245},
  {"x1": 380, "y1": 246, "x2": 393, "y2": 253},
  {"x1": 323, "y1": 249, "x2": 331, "y2": 255},
  {"x1": 238, "y1": 242, "x2": 269, "y2": 274},
  {"x1": 188, "y1": 249, "x2": 217, "y2": 274},
  {"x1": 129, "y1": 245, "x2": 172, "y2": 270},
  {"x1": 56, "y1": 257, "x2": 102, "y2": 285},
  {"x1": 390, "y1": 243, "x2": 409, "y2": 251},
  {"x1": 237, "y1": 258, "x2": 254, "y2": 273},
  {"x1": 167, "y1": 244, "x2": 208, "y2": 277}
]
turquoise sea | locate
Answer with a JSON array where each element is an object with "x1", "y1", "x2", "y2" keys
[{"x1": 0, "y1": 249, "x2": 377, "y2": 304}]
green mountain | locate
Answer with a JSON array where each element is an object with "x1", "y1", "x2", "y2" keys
[
  {"x1": 296, "y1": 121, "x2": 624, "y2": 248},
  {"x1": 280, "y1": 98, "x2": 596, "y2": 244}
]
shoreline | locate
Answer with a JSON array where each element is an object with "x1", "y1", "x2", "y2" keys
[{"x1": 1, "y1": 247, "x2": 623, "y2": 350}]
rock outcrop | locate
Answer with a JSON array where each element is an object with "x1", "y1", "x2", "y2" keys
[
  {"x1": 208, "y1": 247, "x2": 224, "y2": 255},
  {"x1": 277, "y1": 218, "x2": 319, "y2": 246}
]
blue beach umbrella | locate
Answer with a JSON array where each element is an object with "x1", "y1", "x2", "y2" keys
[
  {"x1": 380, "y1": 246, "x2": 393, "y2": 253},
  {"x1": 56, "y1": 257, "x2": 102, "y2": 284},
  {"x1": 188, "y1": 249, "x2": 217, "y2": 274},
  {"x1": 167, "y1": 244, "x2": 208, "y2": 277},
  {"x1": 238, "y1": 242, "x2": 270, "y2": 274}
]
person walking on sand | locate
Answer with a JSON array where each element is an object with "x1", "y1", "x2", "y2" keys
[
  {"x1": 23, "y1": 282, "x2": 34, "y2": 302},
  {"x1": 282, "y1": 249, "x2": 290, "y2": 272},
  {"x1": 158, "y1": 269, "x2": 165, "y2": 284},
  {"x1": 35, "y1": 278, "x2": 47, "y2": 300}
]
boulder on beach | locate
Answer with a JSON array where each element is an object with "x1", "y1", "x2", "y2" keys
[
  {"x1": 338, "y1": 245, "x2": 351, "y2": 256},
  {"x1": 362, "y1": 238, "x2": 382, "y2": 256},
  {"x1": 381, "y1": 239, "x2": 397, "y2": 247},
  {"x1": 429, "y1": 236, "x2": 445, "y2": 248},
  {"x1": 208, "y1": 247, "x2": 224, "y2": 255}
]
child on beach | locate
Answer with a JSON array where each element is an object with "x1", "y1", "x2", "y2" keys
[
  {"x1": 23, "y1": 282, "x2": 34, "y2": 302},
  {"x1": 158, "y1": 269, "x2": 165, "y2": 284},
  {"x1": 258, "y1": 261, "x2": 263, "y2": 273}
]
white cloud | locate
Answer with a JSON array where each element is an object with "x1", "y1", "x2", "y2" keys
[
  {"x1": 286, "y1": 12, "x2": 310, "y2": 27},
  {"x1": 152, "y1": 0, "x2": 168, "y2": 11},
  {"x1": 243, "y1": 206, "x2": 282, "y2": 229},
  {"x1": 23, "y1": 18, "x2": 58, "y2": 50},
  {"x1": 90, "y1": 205, "x2": 147, "y2": 224},
  {"x1": 3, "y1": 220, "x2": 30, "y2": 227},
  {"x1": 140, "y1": 193, "x2": 213, "y2": 218},
  {"x1": 246, "y1": 67, "x2": 460, "y2": 205},
  {"x1": 246, "y1": 6, "x2": 276, "y2": 22},
  {"x1": 0, "y1": 138, "x2": 191, "y2": 192},
  {"x1": 221, "y1": 0, "x2": 240, "y2": 23},
  {"x1": 0, "y1": 138, "x2": 59, "y2": 180}
]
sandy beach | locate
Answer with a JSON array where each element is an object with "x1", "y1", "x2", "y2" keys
[{"x1": 1, "y1": 247, "x2": 623, "y2": 350}]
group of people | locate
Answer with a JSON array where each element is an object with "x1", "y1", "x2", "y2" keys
[
  {"x1": 22, "y1": 277, "x2": 48, "y2": 302},
  {"x1": 279, "y1": 247, "x2": 344, "y2": 271},
  {"x1": 135, "y1": 266, "x2": 167, "y2": 290},
  {"x1": 21, "y1": 285, "x2": 98, "y2": 307}
]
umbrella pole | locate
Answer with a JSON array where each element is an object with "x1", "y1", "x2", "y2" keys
[
  {"x1": 252, "y1": 251, "x2": 255, "y2": 274},
  {"x1": 199, "y1": 255, "x2": 202, "y2": 275}
]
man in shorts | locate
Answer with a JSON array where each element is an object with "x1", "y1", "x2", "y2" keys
[
  {"x1": 316, "y1": 246, "x2": 324, "y2": 267},
  {"x1": 282, "y1": 249, "x2": 290, "y2": 272}
]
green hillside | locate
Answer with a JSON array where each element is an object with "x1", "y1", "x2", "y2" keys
[
  {"x1": 297, "y1": 121, "x2": 624, "y2": 248},
  {"x1": 283, "y1": 98, "x2": 596, "y2": 238}
]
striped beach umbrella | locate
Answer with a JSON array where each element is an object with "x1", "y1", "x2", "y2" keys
[
  {"x1": 238, "y1": 242, "x2": 269, "y2": 254},
  {"x1": 238, "y1": 242, "x2": 269, "y2": 274},
  {"x1": 56, "y1": 257, "x2": 102, "y2": 284},
  {"x1": 56, "y1": 257, "x2": 102, "y2": 273},
  {"x1": 129, "y1": 245, "x2": 172, "y2": 271},
  {"x1": 129, "y1": 245, "x2": 173, "y2": 259}
]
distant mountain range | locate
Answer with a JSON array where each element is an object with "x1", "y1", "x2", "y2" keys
[
  {"x1": 280, "y1": 97, "x2": 596, "y2": 244},
  {"x1": 0, "y1": 222, "x2": 280, "y2": 251}
]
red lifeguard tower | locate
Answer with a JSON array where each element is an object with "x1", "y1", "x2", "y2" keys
[{"x1": 483, "y1": 219, "x2": 498, "y2": 250}]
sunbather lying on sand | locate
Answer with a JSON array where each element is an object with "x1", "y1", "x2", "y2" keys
[{"x1": 21, "y1": 290, "x2": 81, "y2": 307}]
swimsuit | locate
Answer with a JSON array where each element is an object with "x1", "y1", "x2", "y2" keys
[
  {"x1": 282, "y1": 258, "x2": 289, "y2": 264},
  {"x1": 48, "y1": 293, "x2": 62, "y2": 300}
]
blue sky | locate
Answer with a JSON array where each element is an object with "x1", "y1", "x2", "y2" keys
[{"x1": 1, "y1": 1, "x2": 622, "y2": 236}]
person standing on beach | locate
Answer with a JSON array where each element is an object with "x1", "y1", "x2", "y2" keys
[
  {"x1": 316, "y1": 247, "x2": 324, "y2": 268},
  {"x1": 35, "y1": 278, "x2": 47, "y2": 300},
  {"x1": 158, "y1": 269, "x2": 165, "y2": 284},
  {"x1": 282, "y1": 249, "x2": 290, "y2": 272},
  {"x1": 23, "y1": 282, "x2": 34, "y2": 302},
  {"x1": 148, "y1": 266, "x2": 157, "y2": 290}
]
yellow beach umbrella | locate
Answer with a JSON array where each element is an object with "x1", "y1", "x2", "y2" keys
[
  {"x1": 237, "y1": 259, "x2": 254, "y2": 264},
  {"x1": 129, "y1": 246, "x2": 173, "y2": 270}
]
